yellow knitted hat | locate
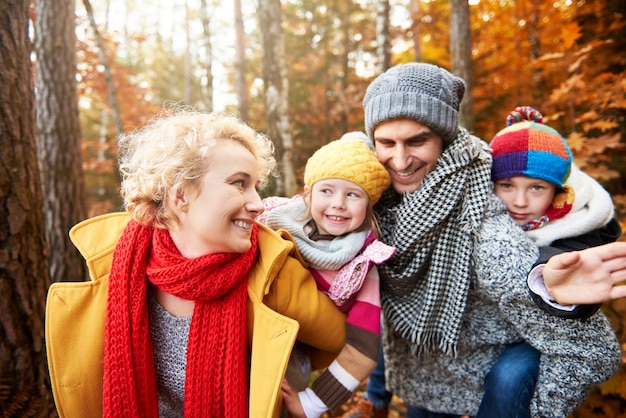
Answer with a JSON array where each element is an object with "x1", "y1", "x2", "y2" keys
[{"x1": 304, "y1": 134, "x2": 391, "y2": 204}]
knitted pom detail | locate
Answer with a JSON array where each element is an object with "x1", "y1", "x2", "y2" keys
[{"x1": 506, "y1": 106, "x2": 544, "y2": 126}]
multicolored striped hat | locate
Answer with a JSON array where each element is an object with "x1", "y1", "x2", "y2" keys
[{"x1": 490, "y1": 106, "x2": 573, "y2": 187}]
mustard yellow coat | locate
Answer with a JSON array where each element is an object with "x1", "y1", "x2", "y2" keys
[{"x1": 46, "y1": 212, "x2": 345, "y2": 418}]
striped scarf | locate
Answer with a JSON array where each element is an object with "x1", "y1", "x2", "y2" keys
[
  {"x1": 103, "y1": 219, "x2": 257, "y2": 417},
  {"x1": 375, "y1": 129, "x2": 492, "y2": 356}
]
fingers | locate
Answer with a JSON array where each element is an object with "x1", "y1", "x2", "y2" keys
[
  {"x1": 610, "y1": 285, "x2": 626, "y2": 301},
  {"x1": 597, "y1": 242, "x2": 626, "y2": 259},
  {"x1": 547, "y1": 251, "x2": 581, "y2": 270},
  {"x1": 281, "y1": 378, "x2": 292, "y2": 393},
  {"x1": 604, "y1": 256, "x2": 626, "y2": 273}
]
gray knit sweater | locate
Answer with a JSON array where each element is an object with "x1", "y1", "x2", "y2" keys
[
  {"x1": 382, "y1": 195, "x2": 620, "y2": 417},
  {"x1": 149, "y1": 292, "x2": 190, "y2": 418}
]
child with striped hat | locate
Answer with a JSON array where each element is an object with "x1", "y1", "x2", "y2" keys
[{"x1": 483, "y1": 106, "x2": 621, "y2": 416}]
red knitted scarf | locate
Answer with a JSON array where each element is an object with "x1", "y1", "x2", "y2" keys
[{"x1": 103, "y1": 219, "x2": 258, "y2": 417}]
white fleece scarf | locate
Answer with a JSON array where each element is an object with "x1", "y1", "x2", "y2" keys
[
  {"x1": 526, "y1": 164, "x2": 615, "y2": 246},
  {"x1": 259, "y1": 196, "x2": 369, "y2": 270}
]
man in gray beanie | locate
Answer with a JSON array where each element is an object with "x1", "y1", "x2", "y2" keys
[
  {"x1": 357, "y1": 62, "x2": 623, "y2": 418},
  {"x1": 363, "y1": 62, "x2": 465, "y2": 144}
]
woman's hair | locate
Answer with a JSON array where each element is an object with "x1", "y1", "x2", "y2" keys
[{"x1": 118, "y1": 108, "x2": 276, "y2": 229}]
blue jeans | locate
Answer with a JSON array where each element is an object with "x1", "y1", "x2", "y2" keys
[
  {"x1": 368, "y1": 345, "x2": 464, "y2": 418},
  {"x1": 366, "y1": 342, "x2": 393, "y2": 408},
  {"x1": 476, "y1": 342, "x2": 540, "y2": 418},
  {"x1": 369, "y1": 336, "x2": 539, "y2": 417},
  {"x1": 405, "y1": 407, "x2": 465, "y2": 418}
]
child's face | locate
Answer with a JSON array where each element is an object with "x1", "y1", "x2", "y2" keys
[
  {"x1": 494, "y1": 175, "x2": 558, "y2": 226},
  {"x1": 306, "y1": 178, "x2": 369, "y2": 237}
]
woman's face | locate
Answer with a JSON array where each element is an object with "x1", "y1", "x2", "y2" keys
[
  {"x1": 169, "y1": 140, "x2": 264, "y2": 258},
  {"x1": 373, "y1": 118, "x2": 444, "y2": 194}
]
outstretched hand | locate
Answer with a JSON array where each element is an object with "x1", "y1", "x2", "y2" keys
[
  {"x1": 281, "y1": 379, "x2": 306, "y2": 418},
  {"x1": 543, "y1": 242, "x2": 626, "y2": 305}
]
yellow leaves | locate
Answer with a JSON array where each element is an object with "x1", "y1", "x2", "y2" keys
[
  {"x1": 572, "y1": 132, "x2": 622, "y2": 153},
  {"x1": 567, "y1": 130, "x2": 623, "y2": 182},
  {"x1": 582, "y1": 119, "x2": 619, "y2": 133},
  {"x1": 567, "y1": 131, "x2": 585, "y2": 153},
  {"x1": 579, "y1": 165, "x2": 620, "y2": 182},
  {"x1": 560, "y1": 21, "x2": 582, "y2": 50},
  {"x1": 549, "y1": 74, "x2": 585, "y2": 103}
]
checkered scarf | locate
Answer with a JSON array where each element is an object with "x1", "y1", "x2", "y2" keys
[{"x1": 375, "y1": 129, "x2": 492, "y2": 356}]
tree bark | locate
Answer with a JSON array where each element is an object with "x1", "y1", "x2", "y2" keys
[
  {"x1": 199, "y1": 0, "x2": 215, "y2": 112},
  {"x1": 409, "y1": 0, "x2": 422, "y2": 62},
  {"x1": 0, "y1": 0, "x2": 55, "y2": 415},
  {"x1": 338, "y1": 0, "x2": 352, "y2": 133},
  {"x1": 233, "y1": 0, "x2": 248, "y2": 120},
  {"x1": 35, "y1": 0, "x2": 89, "y2": 283},
  {"x1": 376, "y1": 0, "x2": 391, "y2": 72},
  {"x1": 82, "y1": 0, "x2": 122, "y2": 135},
  {"x1": 450, "y1": 0, "x2": 474, "y2": 132},
  {"x1": 258, "y1": 0, "x2": 297, "y2": 196}
]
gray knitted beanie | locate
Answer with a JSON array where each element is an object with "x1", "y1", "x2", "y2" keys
[{"x1": 363, "y1": 63, "x2": 466, "y2": 144}]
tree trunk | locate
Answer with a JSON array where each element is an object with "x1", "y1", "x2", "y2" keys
[
  {"x1": 35, "y1": 0, "x2": 89, "y2": 283},
  {"x1": 82, "y1": 0, "x2": 122, "y2": 136},
  {"x1": 184, "y1": 0, "x2": 192, "y2": 106},
  {"x1": 233, "y1": 0, "x2": 248, "y2": 121},
  {"x1": 0, "y1": 0, "x2": 56, "y2": 415},
  {"x1": 339, "y1": 0, "x2": 352, "y2": 133},
  {"x1": 376, "y1": 0, "x2": 391, "y2": 72},
  {"x1": 449, "y1": 0, "x2": 474, "y2": 132},
  {"x1": 199, "y1": 0, "x2": 215, "y2": 112},
  {"x1": 409, "y1": 0, "x2": 422, "y2": 62},
  {"x1": 258, "y1": 0, "x2": 297, "y2": 196}
]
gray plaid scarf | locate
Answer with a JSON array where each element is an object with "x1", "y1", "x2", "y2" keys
[{"x1": 375, "y1": 128, "x2": 492, "y2": 356}]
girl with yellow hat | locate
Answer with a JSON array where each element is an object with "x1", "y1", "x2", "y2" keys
[{"x1": 258, "y1": 133, "x2": 395, "y2": 418}]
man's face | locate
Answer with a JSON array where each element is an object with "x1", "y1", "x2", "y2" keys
[{"x1": 373, "y1": 118, "x2": 444, "y2": 194}]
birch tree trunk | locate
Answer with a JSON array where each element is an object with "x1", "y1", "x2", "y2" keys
[
  {"x1": 450, "y1": 0, "x2": 474, "y2": 132},
  {"x1": 36, "y1": 0, "x2": 89, "y2": 283},
  {"x1": 82, "y1": 0, "x2": 122, "y2": 136},
  {"x1": 409, "y1": 0, "x2": 422, "y2": 62},
  {"x1": 233, "y1": 0, "x2": 248, "y2": 121},
  {"x1": 376, "y1": 0, "x2": 391, "y2": 72},
  {"x1": 200, "y1": 0, "x2": 215, "y2": 112},
  {"x1": 185, "y1": 0, "x2": 193, "y2": 105},
  {"x1": 0, "y1": 0, "x2": 55, "y2": 414},
  {"x1": 258, "y1": 0, "x2": 297, "y2": 196}
]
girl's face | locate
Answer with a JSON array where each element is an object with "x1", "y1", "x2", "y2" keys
[
  {"x1": 373, "y1": 118, "x2": 444, "y2": 194},
  {"x1": 169, "y1": 141, "x2": 264, "y2": 258},
  {"x1": 494, "y1": 175, "x2": 557, "y2": 226},
  {"x1": 306, "y1": 178, "x2": 369, "y2": 237}
]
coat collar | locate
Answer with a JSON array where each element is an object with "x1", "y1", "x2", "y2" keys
[{"x1": 69, "y1": 213, "x2": 304, "y2": 301}]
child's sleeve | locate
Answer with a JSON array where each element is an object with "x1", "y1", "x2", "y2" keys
[{"x1": 306, "y1": 265, "x2": 383, "y2": 415}]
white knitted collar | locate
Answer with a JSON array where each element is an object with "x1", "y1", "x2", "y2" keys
[{"x1": 261, "y1": 196, "x2": 369, "y2": 270}]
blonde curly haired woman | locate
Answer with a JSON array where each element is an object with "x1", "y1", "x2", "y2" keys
[{"x1": 46, "y1": 109, "x2": 346, "y2": 418}]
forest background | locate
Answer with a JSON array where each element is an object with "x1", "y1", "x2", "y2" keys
[{"x1": 0, "y1": 0, "x2": 625, "y2": 416}]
